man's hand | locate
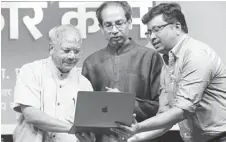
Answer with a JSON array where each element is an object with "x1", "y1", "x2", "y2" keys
[
  {"x1": 105, "y1": 87, "x2": 120, "y2": 92},
  {"x1": 110, "y1": 114, "x2": 140, "y2": 141},
  {"x1": 66, "y1": 117, "x2": 96, "y2": 142},
  {"x1": 75, "y1": 132, "x2": 96, "y2": 142}
]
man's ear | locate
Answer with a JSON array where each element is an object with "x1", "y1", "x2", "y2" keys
[
  {"x1": 49, "y1": 43, "x2": 54, "y2": 55},
  {"x1": 175, "y1": 22, "x2": 182, "y2": 35},
  {"x1": 99, "y1": 23, "x2": 105, "y2": 34},
  {"x1": 128, "y1": 19, "x2": 132, "y2": 30}
]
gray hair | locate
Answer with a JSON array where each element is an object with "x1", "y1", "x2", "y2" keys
[{"x1": 48, "y1": 24, "x2": 83, "y2": 46}]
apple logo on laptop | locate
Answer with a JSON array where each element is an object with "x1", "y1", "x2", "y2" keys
[{"x1": 102, "y1": 106, "x2": 108, "y2": 113}]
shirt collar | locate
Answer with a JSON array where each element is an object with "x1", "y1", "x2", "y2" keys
[
  {"x1": 162, "y1": 34, "x2": 189, "y2": 65},
  {"x1": 47, "y1": 57, "x2": 76, "y2": 79},
  {"x1": 106, "y1": 38, "x2": 135, "y2": 55}
]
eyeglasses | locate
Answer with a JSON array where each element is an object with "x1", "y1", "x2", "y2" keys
[
  {"x1": 145, "y1": 23, "x2": 172, "y2": 37},
  {"x1": 103, "y1": 20, "x2": 128, "y2": 31}
]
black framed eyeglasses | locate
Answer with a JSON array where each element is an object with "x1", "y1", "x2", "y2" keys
[
  {"x1": 145, "y1": 23, "x2": 172, "y2": 36},
  {"x1": 103, "y1": 19, "x2": 128, "y2": 31}
]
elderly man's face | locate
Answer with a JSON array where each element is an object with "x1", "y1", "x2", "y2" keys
[
  {"x1": 50, "y1": 33, "x2": 82, "y2": 73},
  {"x1": 146, "y1": 14, "x2": 177, "y2": 54},
  {"x1": 100, "y1": 3, "x2": 131, "y2": 47}
]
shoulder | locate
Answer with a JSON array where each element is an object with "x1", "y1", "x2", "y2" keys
[
  {"x1": 77, "y1": 72, "x2": 93, "y2": 91},
  {"x1": 84, "y1": 48, "x2": 105, "y2": 63},
  {"x1": 133, "y1": 42, "x2": 160, "y2": 55},
  {"x1": 187, "y1": 38, "x2": 209, "y2": 49},
  {"x1": 133, "y1": 43, "x2": 162, "y2": 63},
  {"x1": 79, "y1": 74, "x2": 91, "y2": 83},
  {"x1": 184, "y1": 38, "x2": 212, "y2": 58},
  {"x1": 19, "y1": 58, "x2": 48, "y2": 75},
  {"x1": 182, "y1": 38, "x2": 215, "y2": 70}
]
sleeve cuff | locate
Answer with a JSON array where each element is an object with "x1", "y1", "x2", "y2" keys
[
  {"x1": 174, "y1": 96, "x2": 196, "y2": 113},
  {"x1": 13, "y1": 100, "x2": 40, "y2": 113}
]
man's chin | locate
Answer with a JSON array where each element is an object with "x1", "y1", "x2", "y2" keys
[
  {"x1": 154, "y1": 45, "x2": 164, "y2": 53},
  {"x1": 110, "y1": 38, "x2": 124, "y2": 45},
  {"x1": 63, "y1": 65, "x2": 76, "y2": 71}
]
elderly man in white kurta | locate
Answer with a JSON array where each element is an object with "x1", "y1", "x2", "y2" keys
[{"x1": 13, "y1": 24, "x2": 96, "y2": 142}]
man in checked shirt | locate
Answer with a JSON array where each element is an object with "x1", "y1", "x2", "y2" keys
[{"x1": 114, "y1": 3, "x2": 226, "y2": 142}]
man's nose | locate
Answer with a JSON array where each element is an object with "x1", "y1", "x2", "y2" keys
[
  {"x1": 111, "y1": 25, "x2": 119, "y2": 34},
  {"x1": 67, "y1": 51, "x2": 76, "y2": 59},
  {"x1": 150, "y1": 31, "x2": 157, "y2": 40}
]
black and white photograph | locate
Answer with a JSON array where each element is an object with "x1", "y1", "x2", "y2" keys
[{"x1": 1, "y1": 1, "x2": 226, "y2": 142}]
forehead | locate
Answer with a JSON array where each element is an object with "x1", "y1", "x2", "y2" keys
[
  {"x1": 147, "y1": 14, "x2": 166, "y2": 28},
  {"x1": 59, "y1": 32, "x2": 82, "y2": 49},
  {"x1": 101, "y1": 3, "x2": 126, "y2": 22},
  {"x1": 60, "y1": 42, "x2": 81, "y2": 50}
]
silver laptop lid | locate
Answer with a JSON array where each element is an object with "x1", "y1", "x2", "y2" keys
[{"x1": 74, "y1": 91, "x2": 136, "y2": 128}]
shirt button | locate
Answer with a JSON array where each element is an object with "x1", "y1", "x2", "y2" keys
[
  {"x1": 53, "y1": 135, "x2": 56, "y2": 138},
  {"x1": 59, "y1": 85, "x2": 62, "y2": 88},
  {"x1": 57, "y1": 103, "x2": 60, "y2": 106}
]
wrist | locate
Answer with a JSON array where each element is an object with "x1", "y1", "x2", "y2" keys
[
  {"x1": 136, "y1": 123, "x2": 141, "y2": 133},
  {"x1": 136, "y1": 122, "x2": 144, "y2": 133},
  {"x1": 66, "y1": 123, "x2": 73, "y2": 133},
  {"x1": 128, "y1": 134, "x2": 139, "y2": 142}
]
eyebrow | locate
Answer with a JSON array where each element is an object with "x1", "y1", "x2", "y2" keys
[
  {"x1": 62, "y1": 44, "x2": 81, "y2": 48},
  {"x1": 104, "y1": 19, "x2": 124, "y2": 23},
  {"x1": 61, "y1": 47, "x2": 80, "y2": 51}
]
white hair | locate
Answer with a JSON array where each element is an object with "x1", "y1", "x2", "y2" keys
[{"x1": 48, "y1": 24, "x2": 82, "y2": 46}]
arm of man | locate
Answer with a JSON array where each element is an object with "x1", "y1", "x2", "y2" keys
[
  {"x1": 148, "y1": 51, "x2": 163, "y2": 103},
  {"x1": 14, "y1": 64, "x2": 73, "y2": 133},
  {"x1": 137, "y1": 45, "x2": 212, "y2": 132},
  {"x1": 114, "y1": 107, "x2": 185, "y2": 138},
  {"x1": 116, "y1": 45, "x2": 213, "y2": 138},
  {"x1": 21, "y1": 105, "x2": 72, "y2": 133},
  {"x1": 81, "y1": 58, "x2": 90, "y2": 80},
  {"x1": 135, "y1": 51, "x2": 163, "y2": 122},
  {"x1": 82, "y1": 58, "x2": 98, "y2": 91},
  {"x1": 138, "y1": 107, "x2": 185, "y2": 132},
  {"x1": 128, "y1": 125, "x2": 173, "y2": 142},
  {"x1": 131, "y1": 91, "x2": 173, "y2": 141}
]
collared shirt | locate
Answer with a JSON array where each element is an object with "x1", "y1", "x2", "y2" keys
[
  {"x1": 159, "y1": 35, "x2": 226, "y2": 142},
  {"x1": 82, "y1": 38, "x2": 163, "y2": 142},
  {"x1": 13, "y1": 57, "x2": 93, "y2": 142}
]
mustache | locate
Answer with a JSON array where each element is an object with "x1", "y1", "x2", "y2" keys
[
  {"x1": 151, "y1": 38, "x2": 157, "y2": 43},
  {"x1": 63, "y1": 58, "x2": 77, "y2": 64},
  {"x1": 151, "y1": 38, "x2": 160, "y2": 46},
  {"x1": 110, "y1": 36, "x2": 122, "y2": 39}
]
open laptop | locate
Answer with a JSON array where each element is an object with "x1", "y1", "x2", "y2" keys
[{"x1": 69, "y1": 91, "x2": 136, "y2": 135}]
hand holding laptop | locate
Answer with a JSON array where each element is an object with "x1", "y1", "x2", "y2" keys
[
  {"x1": 75, "y1": 132, "x2": 96, "y2": 142},
  {"x1": 66, "y1": 116, "x2": 96, "y2": 141},
  {"x1": 111, "y1": 114, "x2": 139, "y2": 141},
  {"x1": 105, "y1": 87, "x2": 120, "y2": 92}
]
